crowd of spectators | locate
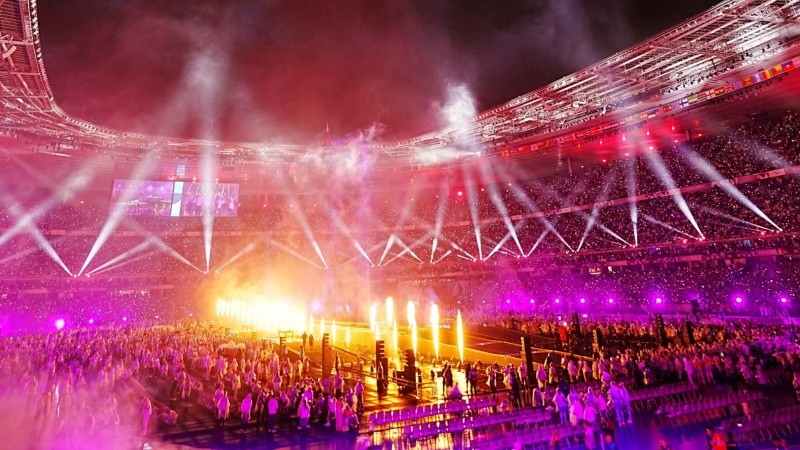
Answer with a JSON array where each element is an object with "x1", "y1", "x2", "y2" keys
[
  {"x1": 469, "y1": 316, "x2": 800, "y2": 449},
  {"x1": 0, "y1": 321, "x2": 365, "y2": 448},
  {"x1": 0, "y1": 111, "x2": 798, "y2": 280}
]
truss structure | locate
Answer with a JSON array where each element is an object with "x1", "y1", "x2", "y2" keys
[{"x1": 0, "y1": 0, "x2": 799, "y2": 165}]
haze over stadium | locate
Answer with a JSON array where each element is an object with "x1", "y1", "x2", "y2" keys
[{"x1": 0, "y1": 1, "x2": 800, "y2": 449}]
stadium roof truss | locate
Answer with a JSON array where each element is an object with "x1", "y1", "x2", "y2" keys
[{"x1": 0, "y1": 0, "x2": 798, "y2": 164}]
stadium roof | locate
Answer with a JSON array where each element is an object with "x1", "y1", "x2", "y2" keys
[{"x1": 0, "y1": 0, "x2": 799, "y2": 166}]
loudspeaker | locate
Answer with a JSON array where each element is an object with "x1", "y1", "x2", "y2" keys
[
  {"x1": 321, "y1": 333, "x2": 330, "y2": 375},
  {"x1": 683, "y1": 321, "x2": 695, "y2": 346},
  {"x1": 375, "y1": 340, "x2": 388, "y2": 393},
  {"x1": 520, "y1": 336, "x2": 536, "y2": 386},
  {"x1": 570, "y1": 312, "x2": 581, "y2": 337},
  {"x1": 653, "y1": 314, "x2": 668, "y2": 347},
  {"x1": 690, "y1": 300, "x2": 700, "y2": 315},
  {"x1": 592, "y1": 329, "x2": 604, "y2": 350},
  {"x1": 400, "y1": 349, "x2": 417, "y2": 393}
]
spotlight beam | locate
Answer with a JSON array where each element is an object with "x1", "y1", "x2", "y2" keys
[
  {"x1": 215, "y1": 242, "x2": 257, "y2": 272},
  {"x1": 337, "y1": 241, "x2": 385, "y2": 268},
  {"x1": 79, "y1": 151, "x2": 161, "y2": 274},
  {"x1": 527, "y1": 229, "x2": 551, "y2": 256},
  {"x1": 644, "y1": 150, "x2": 704, "y2": 239},
  {"x1": 479, "y1": 162, "x2": 524, "y2": 255},
  {"x1": 698, "y1": 205, "x2": 770, "y2": 231},
  {"x1": 684, "y1": 146, "x2": 782, "y2": 231},
  {"x1": 450, "y1": 241, "x2": 477, "y2": 261},
  {"x1": 0, "y1": 243, "x2": 43, "y2": 265},
  {"x1": 378, "y1": 234, "x2": 396, "y2": 266},
  {"x1": 643, "y1": 214, "x2": 697, "y2": 239},
  {"x1": 1, "y1": 197, "x2": 71, "y2": 275},
  {"x1": 383, "y1": 232, "x2": 433, "y2": 266},
  {"x1": 626, "y1": 158, "x2": 639, "y2": 246},
  {"x1": 272, "y1": 175, "x2": 328, "y2": 268},
  {"x1": 463, "y1": 170, "x2": 483, "y2": 260},
  {"x1": 391, "y1": 235, "x2": 424, "y2": 264},
  {"x1": 265, "y1": 238, "x2": 323, "y2": 269},
  {"x1": 431, "y1": 179, "x2": 451, "y2": 262},
  {"x1": 492, "y1": 162, "x2": 572, "y2": 251},
  {"x1": 353, "y1": 241, "x2": 374, "y2": 265},
  {"x1": 577, "y1": 167, "x2": 618, "y2": 252},
  {"x1": 507, "y1": 173, "x2": 621, "y2": 250},
  {"x1": 0, "y1": 159, "x2": 97, "y2": 248},
  {"x1": 91, "y1": 250, "x2": 159, "y2": 276},
  {"x1": 323, "y1": 206, "x2": 373, "y2": 265},
  {"x1": 87, "y1": 239, "x2": 153, "y2": 275},
  {"x1": 485, "y1": 231, "x2": 514, "y2": 261},
  {"x1": 311, "y1": 241, "x2": 329, "y2": 269},
  {"x1": 432, "y1": 249, "x2": 452, "y2": 264}
]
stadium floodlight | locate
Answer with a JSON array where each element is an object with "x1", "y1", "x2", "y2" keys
[{"x1": 644, "y1": 150, "x2": 704, "y2": 239}]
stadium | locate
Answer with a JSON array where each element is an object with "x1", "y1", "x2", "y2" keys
[{"x1": 0, "y1": 0, "x2": 800, "y2": 449}]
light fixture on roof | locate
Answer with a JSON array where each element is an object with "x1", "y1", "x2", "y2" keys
[{"x1": 1, "y1": 44, "x2": 15, "y2": 59}]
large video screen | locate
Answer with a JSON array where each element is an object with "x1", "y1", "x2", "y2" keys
[
  {"x1": 111, "y1": 180, "x2": 239, "y2": 217},
  {"x1": 179, "y1": 181, "x2": 239, "y2": 217}
]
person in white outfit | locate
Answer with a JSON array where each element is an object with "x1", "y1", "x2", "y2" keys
[
  {"x1": 608, "y1": 383, "x2": 625, "y2": 425},
  {"x1": 216, "y1": 390, "x2": 230, "y2": 428},
  {"x1": 240, "y1": 392, "x2": 252, "y2": 434},
  {"x1": 298, "y1": 397, "x2": 311, "y2": 430},
  {"x1": 140, "y1": 395, "x2": 152, "y2": 436},
  {"x1": 553, "y1": 390, "x2": 568, "y2": 424},
  {"x1": 619, "y1": 383, "x2": 633, "y2": 424}
]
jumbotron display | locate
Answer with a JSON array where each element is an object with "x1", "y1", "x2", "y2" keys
[{"x1": 111, "y1": 179, "x2": 240, "y2": 217}]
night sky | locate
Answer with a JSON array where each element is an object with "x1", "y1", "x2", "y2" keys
[{"x1": 37, "y1": 0, "x2": 720, "y2": 144}]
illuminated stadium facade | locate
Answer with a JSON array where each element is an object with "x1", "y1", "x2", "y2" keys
[{"x1": 0, "y1": 0, "x2": 800, "y2": 328}]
